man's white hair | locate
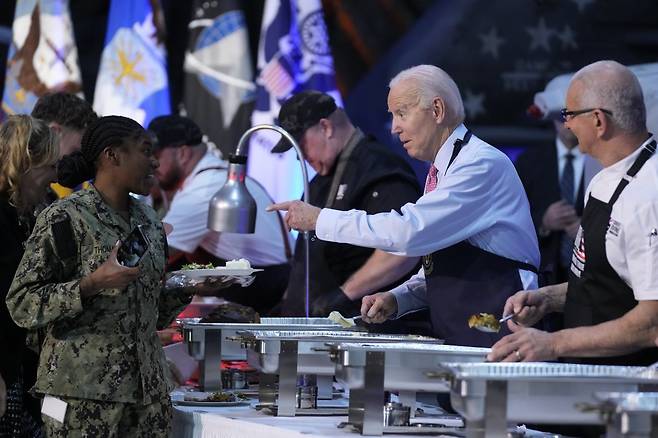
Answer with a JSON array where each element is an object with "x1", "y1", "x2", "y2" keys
[
  {"x1": 389, "y1": 65, "x2": 465, "y2": 125},
  {"x1": 572, "y1": 60, "x2": 646, "y2": 134}
]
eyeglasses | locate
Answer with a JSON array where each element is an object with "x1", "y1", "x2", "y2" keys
[{"x1": 560, "y1": 107, "x2": 613, "y2": 122}]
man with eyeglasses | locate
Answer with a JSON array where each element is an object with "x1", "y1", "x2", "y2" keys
[
  {"x1": 489, "y1": 60, "x2": 658, "y2": 365},
  {"x1": 269, "y1": 64, "x2": 540, "y2": 347}
]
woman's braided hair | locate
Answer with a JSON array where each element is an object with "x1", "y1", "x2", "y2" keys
[{"x1": 57, "y1": 115, "x2": 145, "y2": 188}]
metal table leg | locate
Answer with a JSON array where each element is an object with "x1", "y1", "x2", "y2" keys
[
  {"x1": 199, "y1": 329, "x2": 222, "y2": 391},
  {"x1": 349, "y1": 388, "x2": 365, "y2": 427},
  {"x1": 361, "y1": 350, "x2": 385, "y2": 436},
  {"x1": 259, "y1": 372, "x2": 277, "y2": 405},
  {"x1": 317, "y1": 374, "x2": 333, "y2": 400},
  {"x1": 276, "y1": 340, "x2": 299, "y2": 416},
  {"x1": 483, "y1": 380, "x2": 508, "y2": 438}
]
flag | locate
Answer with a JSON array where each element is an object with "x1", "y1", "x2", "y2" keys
[
  {"x1": 2, "y1": 0, "x2": 82, "y2": 116},
  {"x1": 93, "y1": 0, "x2": 170, "y2": 126},
  {"x1": 250, "y1": 0, "x2": 342, "y2": 203},
  {"x1": 183, "y1": 0, "x2": 255, "y2": 158}
]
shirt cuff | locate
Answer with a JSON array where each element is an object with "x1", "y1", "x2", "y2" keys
[
  {"x1": 390, "y1": 285, "x2": 414, "y2": 318},
  {"x1": 634, "y1": 290, "x2": 658, "y2": 301},
  {"x1": 316, "y1": 208, "x2": 341, "y2": 242}
]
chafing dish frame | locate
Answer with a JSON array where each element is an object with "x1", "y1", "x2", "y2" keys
[
  {"x1": 330, "y1": 342, "x2": 489, "y2": 436},
  {"x1": 593, "y1": 392, "x2": 658, "y2": 438},
  {"x1": 235, "y1": 330, "x2": 443, "y2": 418},
  {"x1": 431, "y1": 362, "x2": 658, "y2": 438},
  {"x1": 181, "y1": 317, "x2": 354, "y2": 391}
]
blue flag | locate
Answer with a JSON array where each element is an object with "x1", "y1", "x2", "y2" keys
[
  {"x1": 93, "y1": 0, "x2": 170, "y2": 126},
  {"x1": 249, "y1": 0, "x2": 342, "y2": 203}
]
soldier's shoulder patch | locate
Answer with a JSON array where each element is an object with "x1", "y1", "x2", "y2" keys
[{"x1": 51, "y1": 212, "x2": 77, "y2": 259}]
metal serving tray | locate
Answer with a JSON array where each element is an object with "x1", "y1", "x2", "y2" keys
[
  {"x1": 332, "y1": 342, "x2": 489, "y2": 392},
  {"x1": 432, "y1": 362, "x2": 658, "y2": 437},
  {"x1": 234, "y1": 330, "x2": 443, "y2": 417},
  {"x1": 593, "y1": 392, "x2": 658, "y2": 437},
  {"x1": 330, "y1": 342, "x2": 488, "y2": 436},
  {"x1": 181, "y1": 317, "x2": 357, "y2": 391},
  {"x1": 239, "y1": 331, "x2": 442, "y2": 374}
]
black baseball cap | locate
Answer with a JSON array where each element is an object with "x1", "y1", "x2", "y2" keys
[
  {"x1": 272, "y1": 90, "x2": 338, "y2": 153},
  {"x1": 147, "y1": 114, "x2": 203, "y2": 150}
]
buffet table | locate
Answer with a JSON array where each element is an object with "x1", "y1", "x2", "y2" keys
[{"x1": 171, "y1": 390, "x2": 555, "y2": 438}]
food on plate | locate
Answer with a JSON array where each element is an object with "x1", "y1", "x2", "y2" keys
[
  {"x1": 199, "y1": 302, "x2": 260, "y2": 323},
  {"x1": 468, "y1": 313, "x2": 501, "y2": 333},
  {"x1": 181, "y1": 262, "x2": 215, "y2": 270},
  {"x1": 225, "y1": 258, "x2": 251, "y2": 269},
  {"x1": 184, "y1": 391, "x2": 249, "y2": 402},
  {"x1": 328, "y1": 311, "x2": 355, "y2": 328}
]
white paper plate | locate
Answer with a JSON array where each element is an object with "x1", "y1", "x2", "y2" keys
[{"x1": 172, "y1": 267, "x2": 263, "y2": 279}]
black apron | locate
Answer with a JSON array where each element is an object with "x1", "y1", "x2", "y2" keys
[
  {"x1": 423, "y1": 131, "x2": 538, "y2": 347},
  {"x1": 564, "y1": 140, "x2": 658, "y2": 366}
]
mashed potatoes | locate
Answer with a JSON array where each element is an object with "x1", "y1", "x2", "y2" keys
[{"x1": 225, "y1": 258, "x2": 251, "y2": 269}]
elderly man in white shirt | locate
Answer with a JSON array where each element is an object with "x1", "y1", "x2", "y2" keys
[
  {"x1": 489, "y1": 60, "x2": 658, "y2": 365},
  {"x1": 269, "y1": 64, "x2": 539, "y2": 347}
]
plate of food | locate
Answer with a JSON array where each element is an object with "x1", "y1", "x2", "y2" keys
[
  {"x1": 174, "y1": 391, "x2": 251, "y2": 407},
  {"x1": 173, "y1": 259, "x2": 263, "y2": 279}
]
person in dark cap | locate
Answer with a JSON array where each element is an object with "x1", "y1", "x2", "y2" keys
[
  {"x1": 147, "y1": 114, "x2": 293, "y2": 315},
  {"x1": 273, "y1": 90, "x2": 423, "y2": 319}
]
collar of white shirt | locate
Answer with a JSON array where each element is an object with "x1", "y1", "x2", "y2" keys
[
  {"x1": 600, "y1": 135, "x2": 655, "y2": 177},
  {"x1": 432, "y1": 123, "x2": 469, "y2": 177}
]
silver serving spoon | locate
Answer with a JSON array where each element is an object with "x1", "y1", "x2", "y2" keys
[{"x1": 473, "y1": 313, "x2": 516, "y2": 333}]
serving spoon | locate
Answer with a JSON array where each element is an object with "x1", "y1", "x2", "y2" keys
[{"x1": 328, "y1": 311, "x2": 362, "y2": 328}]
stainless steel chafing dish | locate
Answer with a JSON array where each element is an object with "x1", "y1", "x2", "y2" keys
[
  {"x1": 182, "y1": 317, "x2": 358, "y2": 391},
  {"x1": 330, "y1": 342, "x2": 489, "y2": 435},
  {"x1": 233, "y1": 330, "x2": 443, "y2": 417},
  {"x1": 431, "y1": 362, "x2": 658, "y2": 438},
  {"x1": 590, "y1": 392, "x2": 658, "y2": 437}
]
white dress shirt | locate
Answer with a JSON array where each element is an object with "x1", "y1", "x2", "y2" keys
[
  {"x1": 572, "y1": 136, "x2": 658, "y2": 301},
  {"x1": 164, "y1": 151, "x2": 292, "y2": 266},
  {"x1": 315, "y1": 124, "x2": 540, "y2": 316}
]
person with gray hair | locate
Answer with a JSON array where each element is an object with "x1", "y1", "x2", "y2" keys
[
  {"x1": 489, "y1": 60, "x2": 658, "y2": 365},
  {"x1": 269, "y1": 64, "x2": 540, "y2": 347}
]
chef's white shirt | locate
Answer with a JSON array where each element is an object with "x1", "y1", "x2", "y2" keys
[
  {"x1": 573, "y1": 136, "x2": 658, "y2": 301},
  {"x1": 164, "y1": 151, "x2": 292, "y2": 266}
]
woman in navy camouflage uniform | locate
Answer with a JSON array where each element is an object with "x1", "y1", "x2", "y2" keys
[
  {"x1": 7, "y1": 116, "x2": 192, "y2": 437},
  {"x1": 1, "y1": 115, "x2": 58, "y2": 438}
]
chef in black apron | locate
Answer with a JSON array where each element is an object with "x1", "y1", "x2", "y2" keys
[{"x1": 488, "y1": 61, "x2": 658, "y2": 366}]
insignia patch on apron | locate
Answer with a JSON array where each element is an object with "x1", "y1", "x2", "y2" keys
[
  {"x1": 335, "y1": 184, "x2": 348, "y2": 201},
  {"x1": 422, "y1": 254, "x2": 433, "y2": 275},
  {"x1": 570, "y1": 232, "x2": 586, "y2": 278},
  {"x1": 607, "y1": 218, "x2": 621, "y2": 237}
]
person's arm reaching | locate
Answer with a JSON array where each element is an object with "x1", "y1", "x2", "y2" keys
[
  {"x1": 489, "y1": 300, "x2": 658, "y2": 362},
  {"x1": 342, "y1": 251, "x2": 419, "y2": 300},
  {"x1": 271, "y1": 155, "x2": 503, "y2": 256}
]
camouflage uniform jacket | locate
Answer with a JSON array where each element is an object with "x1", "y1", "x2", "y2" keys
[{"x1": 6, "y1": 185, "x2": 192, "y2": 404}]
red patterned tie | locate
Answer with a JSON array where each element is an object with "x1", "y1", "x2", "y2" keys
[{"x1": 424, "y1": 164, "x2": 439, "y2": 194}]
